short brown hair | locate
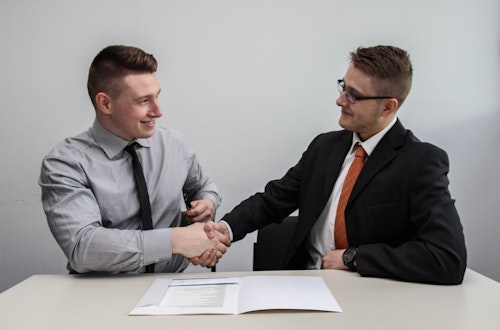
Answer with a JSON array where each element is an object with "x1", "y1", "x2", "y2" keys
[
  {"x1": 87, "y1": 45, "x2": 158, "y2": 109},
  {"x1": 350, "y1": 45, "x2": 413, "y2": 106}
]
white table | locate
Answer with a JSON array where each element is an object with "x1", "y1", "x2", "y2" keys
[{"x1": 1, "y1": 269, "x2": 498, "y2": 330}]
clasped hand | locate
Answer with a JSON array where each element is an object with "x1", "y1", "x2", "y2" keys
[
  {"x1": 172, "y1": 221, "x2": 230, "y2": 268},
  {"x1": 182, "y1": 198, "x2": 216, "y2": 223},
  {"x1": 321, "y1": 249, "x2": 348, "y2": 270},
  {"x1": 176, "y1": 199, "x2": 231, "y2": 268},
  {"x1": 188, "y1": 221, "x2": 231, "y2": 268}
]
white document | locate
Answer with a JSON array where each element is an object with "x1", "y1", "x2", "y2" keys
[{"x1": 130, "y1": 275, "x2": 342, "y2": 315}]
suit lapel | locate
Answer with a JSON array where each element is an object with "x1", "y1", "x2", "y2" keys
[
  {"x1": 323, "y1": 132, "x2": 352, "y2": 199},
  {"x1": 348, "y1": 120, "x2": 407, "y2": 203}
]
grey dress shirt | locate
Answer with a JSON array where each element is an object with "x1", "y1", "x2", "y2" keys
[{"x1": 39, "y1": 120, "x2": 220, "y2": 273}]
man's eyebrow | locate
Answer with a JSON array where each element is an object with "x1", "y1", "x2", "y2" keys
[
  {"x1": 343, "y1": 80, "x2": 362, "y2": 95},
  {"x1": 134, "y1": 89, "x2": 161, "y2": 101}
]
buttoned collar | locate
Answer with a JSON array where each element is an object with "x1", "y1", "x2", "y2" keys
[
  {"x1": 90, "y1": 119, "x2": 151, "y2": 159},
  {"x1": 351, "y1": 116, "x2": 397, "y2": 157}
]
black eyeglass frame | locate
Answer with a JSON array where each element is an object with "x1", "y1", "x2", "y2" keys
[{"x1": 337, "y1": 79, "x2": 394, "y2": 104}]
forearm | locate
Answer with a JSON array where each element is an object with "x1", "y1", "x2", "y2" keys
[
  {"x1": 66, "y1": 226, "x2": 171, "y2": 273},
  {"x1": 223, "y1": 180, "x2": 300, "y2": 241},
  {"x1": 356, "y1": 236, "x2": 466, "y2": 284}
]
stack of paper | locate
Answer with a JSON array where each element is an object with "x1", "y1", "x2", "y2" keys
[{"x1": 130, "y1": 275, "x2": 342, "y2": 315}]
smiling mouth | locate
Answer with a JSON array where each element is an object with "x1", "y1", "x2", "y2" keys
[
  {"x1": 141, "y1": 120, "x2": 156, "y2": 126},
  {"x1": 341, "y1": 109, "x2": 353, "y2": 116}
]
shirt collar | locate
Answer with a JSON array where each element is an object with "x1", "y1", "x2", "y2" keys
[
  {"x1": 350, "y1": 116, "x2": 397, "y2": 156},
  {"x1": 91, "y1": 119, "x2": 151, "y2": 159}
]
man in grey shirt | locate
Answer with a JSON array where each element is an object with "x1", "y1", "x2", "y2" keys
[{"x1": 39, "y1": 45, "x2": 228, "y2": 274}]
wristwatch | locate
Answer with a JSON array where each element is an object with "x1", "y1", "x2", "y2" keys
[{"x1": 342, "y1": 246, "x2": 358, "y2": 271}]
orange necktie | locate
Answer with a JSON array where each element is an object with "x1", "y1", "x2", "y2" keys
[{"x1": 334, "y1": 145, "x2": 367, "y2": 249}]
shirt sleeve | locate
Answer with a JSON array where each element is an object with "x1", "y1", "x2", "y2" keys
[{"x1": 39, "y1": 155, "x2": 172, "y2": 273}]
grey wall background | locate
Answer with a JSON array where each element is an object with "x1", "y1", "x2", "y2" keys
[{"x1": 1, "y1": 0, "x2": 499, "y2": 292}]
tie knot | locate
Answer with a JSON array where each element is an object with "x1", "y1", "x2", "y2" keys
[
  {"x1": 124, "y1": 142, "x2": 138, "y2": 155},
  {"x1": 355, "y1": 145, "x2": 367, "y2": 159}
]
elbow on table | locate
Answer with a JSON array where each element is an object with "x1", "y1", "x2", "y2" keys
[
  {"x1": 443, "y1": 259, "x2": 467, "y2": 285},
  {"x1": 432, "y1": 250, "x2": 467, "y2": 285}
]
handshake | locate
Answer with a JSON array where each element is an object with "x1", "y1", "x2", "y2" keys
[
  {"x1": 172, "y1": 198, "x2": 231, "y2": 268},
  {"x1": 173, "y1": 221, "x2": 231, "y2": 268}
]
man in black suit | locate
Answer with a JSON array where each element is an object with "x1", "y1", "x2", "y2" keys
[{"x1": 212, "y1": 45, "x2": 467, "y2": 285}]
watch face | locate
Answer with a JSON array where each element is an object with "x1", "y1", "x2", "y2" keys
[{"x1": 343, "y1": 247, "x2": 357, "y2": 266}]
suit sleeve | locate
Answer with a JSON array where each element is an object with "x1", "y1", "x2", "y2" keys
[
  {"x1": 220, "y1": 132, "x2": 332, "y2": 242},
  {"x1": 222, "y1": 165, "x2": 303, "y2": 242},
  {"x1": 356, "y1": 146, "x2": 467, "y2": 284}
]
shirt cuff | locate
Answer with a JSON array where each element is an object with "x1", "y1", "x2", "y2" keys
[
  {"x1": 143, "y1": 228, "x2": 171, "y2": 266},
  {"x1": 218, "y1": 220, "x2": 234, "y2": 241}
]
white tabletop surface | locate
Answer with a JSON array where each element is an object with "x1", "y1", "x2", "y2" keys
[{"x1": 1, "y1": 269, "x2": 498, "y2": 330}]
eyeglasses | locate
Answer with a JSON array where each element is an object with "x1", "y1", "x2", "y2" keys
[{"x1": 337, "y1": 79, "x2": 394, "y2": 104}]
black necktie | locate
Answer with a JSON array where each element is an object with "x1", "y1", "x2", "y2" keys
[{"x1": 125, "y1": 143, "x2": 155, "y2": 273}]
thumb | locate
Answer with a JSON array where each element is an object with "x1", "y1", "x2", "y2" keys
[{"x1": 204, "y1": 221, "x2": 216, "y2": 239}]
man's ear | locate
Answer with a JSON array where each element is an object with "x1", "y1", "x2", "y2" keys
[
  {"x1": 95, "y1": 92, "x2": 112, "y2": 115},
  {"x1": 383, "y1": 98, "x2": 399, "y2": 116}
]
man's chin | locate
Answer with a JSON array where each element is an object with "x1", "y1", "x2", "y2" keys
[
  {"x1": 137, "y1": 129, "x2": 155, "y2": 139},
  {"x1": 338, "y1": 117, "x2": 352, "y2": 131}
]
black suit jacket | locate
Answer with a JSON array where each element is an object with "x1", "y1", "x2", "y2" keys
[{"x1": 223, "y1": 120, "x2": 467, "y2": 284}]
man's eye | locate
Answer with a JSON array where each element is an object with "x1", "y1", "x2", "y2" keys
[{"x1": 347, "y1": 90, "x2": 359, "y2": 98}]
